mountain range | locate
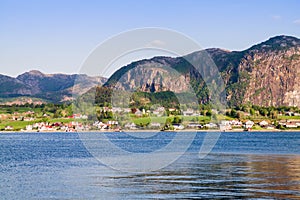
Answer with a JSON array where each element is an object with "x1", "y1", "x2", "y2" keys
[
  {"x1": 0, "y1": 70, "x2": 107, "y2": 104},
  {"x1": 103, "y1": 35, "x2": 300, "y2": 107},
  {"x1": 1, "y1": 35, "x2": 300, "y2": 107}
]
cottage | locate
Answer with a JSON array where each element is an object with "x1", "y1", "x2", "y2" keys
[
  {"x1": 204, "y1": 122, "x2": 218, "y2": 129},
  {"x1": 5, "y1": 126, "x2": 13, "y2": 131},
  {"x1": 152, "y1": 107, "x2": 165, "y2": 117},
  {"x1": 155, "y1": 107, "x2": 164, "y2": 112},
  {"x1": 93, "y1": 121, "x2": 108, "y2": 130},
  {"x1": 124, "y1": 123, "x2": 137, "y2": 130},
  {"x1": 135, "y1": 110, "x2": 143, "y2": 117},
  {"x1": 168, "y1": 108, "x2": 176, "y2": 112},
  {"x1": 26, "y1": 125, "x2": 33, "y2": 131},
  {"x1": 187, "y1": 123, "x2": 203, "y2": 129},
  {"x1": 285, "y1": 121, "x2": 298, "y2": 128},
  {"x1": 266, "y1": 125, "x2": 275, "y2": 129},
  {"x1": 219, "y1": 121, "x2": 232, "y2": 131},
  {"x1": 172, "y1": 124, "x2": 184, "y2": 130},
  {"x1": 259, "y1": 120, "x2": 269, "y2": 127},
  {"x1": 73, "y1": 114, "x2": 88, "y2": 119},
  {"x1": 278, "y1": 120, "x2": 287, "y2": 126},
  {"x1": 183, "y1": 109, "x2": 194, "y2": 116},
  {"x1": 230, "y1": 120, "x2": 243, "y2": 127},
  {"x1": 244, "y1": 120, "x2": 254, "y2": 129},
  {"x1": 285, "y1": 111, "x2": 294, "y2": 116},
  {"x1": 24, "y1": 117, "x2": 35, "y2": 121},
  {"x1": 220, "y1": 120, "x2": 230, "y2": 125}
]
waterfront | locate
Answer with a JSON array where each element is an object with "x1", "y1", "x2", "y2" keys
[{"x1": 0, "y1": 131, "x2": 299, "y2": 199}]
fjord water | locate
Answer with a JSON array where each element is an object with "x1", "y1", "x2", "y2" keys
[{"x1": 0, "y1": 132, "x2": 299, "y2": 199}]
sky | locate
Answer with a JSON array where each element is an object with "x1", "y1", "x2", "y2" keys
[{"x1": 0, "y1": 0, "x2": 300, "y2": 77}]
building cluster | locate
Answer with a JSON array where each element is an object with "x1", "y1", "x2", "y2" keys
[
  {"x1": 92, "y1": 120, "x2": 119, "y2": 131},
  {"x1": 23, "y1": 121, "x2": 89, "y2": 132},
  {"x1": 278, "y1": 119, "x2": 300, "y2": 128},
  {"x1": 112, "y1": 107, "x2": 201, "y2": 117},
  {"x1": 2, "y1": 107, "x2": 300, "y2": 132},
  {"x1": 122, "y1": 119, "x2": 278, "y2": 131}
]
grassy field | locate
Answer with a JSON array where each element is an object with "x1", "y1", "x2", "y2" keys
[
  {"x1": 0, "y1": 120, "x2": 37, "y2": 130},
  {"x1": 277, "y1": 115, "x2": 300, "y2": 120},
  {"x1": 132, "y1": 115, "x2": 212, "y2": 126},
  {"x1": 251, "y1": 125, "x2": 265, "y2": 130}
]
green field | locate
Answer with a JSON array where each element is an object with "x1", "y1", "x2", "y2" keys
[
  {"x1": 277, "y1": 115, "x2": 300, "y2": 120},
  {"x1": 132, "y1": 115, "x2": 212, "y2": 126},
  {"x1": 0, "y1": 120, "x2": 37, "y2": 130}
]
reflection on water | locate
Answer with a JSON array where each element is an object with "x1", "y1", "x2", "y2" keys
[
  {"x1": 99, "y1": 153, "x2": 300, "y2": 199},
  {"x1": 245, "y1": 154, "x2": 300, "y2": 199},
  {"x1": 0, "y1": 132, "x2": 299, "y2": 199}
]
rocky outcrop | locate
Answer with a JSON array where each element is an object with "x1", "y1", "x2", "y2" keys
[
  {"x1": 240, "y1": 43, "x2": 300, "y2": 107},
  {"x1": 105, "y1": 35, "x2": 300, "y2": 107},
  {"x1": 113, "y1": 61, "x2": 191, "y2": 93}
]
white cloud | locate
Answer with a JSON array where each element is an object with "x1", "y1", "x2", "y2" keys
[{"x1": 293, "y1": 19, "x2": 300, "y2": 25}]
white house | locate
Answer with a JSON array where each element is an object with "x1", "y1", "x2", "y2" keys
[
  {"x1": 183, "y1": 109, "x2": 194, "y2": 116},
  {"x1": 219, "y1": 120, "x2": 232, "y2": 131},
  {"x1": 245, "y1": 120, "x2": 254, "y2": 129},
  {"x1": 230, "y1": 120, "x2": 243, "y2": 127},
  {"x1": 259, "y1": 120, "x2": 269, "y2": 127},
  {"x1": 285, "y1": 121, "x2": 298, "y2": 128},
  {"x1": 5, "y1": 126, "x2": 13, "y2": 131},
  {"x1": 124, "y1": 123, "x2": 137, "y2": 130},
  {"x1": 26, "y1": 125, "x2": 33, "y2": 131},
  {"x1": 204, "y1": 122, "x2": 218, "y2": 129},
  {"x1": 187, "y1": 123, "x2": 203, "y2": 129},
  {"x1": 172, "y1": 124, "x2": 184, "y2": 130},
  {"x1": 135, "y1": 109, "x2": 143, "y2": 117}
]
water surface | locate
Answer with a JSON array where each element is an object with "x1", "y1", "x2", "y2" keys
[{"x1": 0, "y1": 131, "x2": 299, "y2": 199}]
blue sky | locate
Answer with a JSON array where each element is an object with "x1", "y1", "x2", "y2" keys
[{"x1": 0, "y1": 0, "x2": 300, "y2": 77}]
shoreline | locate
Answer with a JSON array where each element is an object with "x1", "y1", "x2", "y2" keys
[{"x1": 1, "y1": 129, "x2": 300, "y2": 134}]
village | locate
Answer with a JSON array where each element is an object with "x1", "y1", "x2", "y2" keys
[{"x1": 1, "y1": 106, "x2": 300, "y2": 132}]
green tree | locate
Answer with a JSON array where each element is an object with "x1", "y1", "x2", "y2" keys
[
  {"x1": 206, "y1": 110, "x2": 212, "y2": 117},
  {"x1": 250, "y1": 108, "x2": 255, "y2": 116},
  {"x1": 230, "y1": 109, "x2": 237, "y2": 118},
  {"x1": 259, "y1": 108, "x2": 268, "y2": 116},
  {"x1": 173, "y1": 116, "x2": 182, "y2": 124}
]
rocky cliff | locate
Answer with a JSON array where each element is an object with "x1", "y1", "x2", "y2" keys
[
  {"x1": 238, "y1": 36, "x2": 300, "y2": 107},
  {"x1": 105, "y1": 35, "x2": 300, "y2": 107}
]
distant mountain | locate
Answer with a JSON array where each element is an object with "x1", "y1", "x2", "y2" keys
[
  {"x1": 102, "y1": 35, "x2": 300, "y2": 107},
  {"x1": 0, "y1": 70, "x2": 107, "y2": 103},
  {"x1": 0, "y1": 74, "x2": 32, "y2": 96}
]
